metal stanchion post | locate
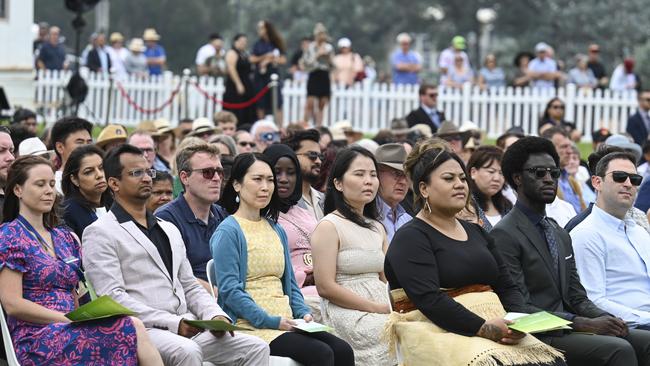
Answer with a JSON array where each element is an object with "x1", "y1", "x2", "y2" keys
[
  {"x1": 183, "y1": 68, "x2": 191, "y2": 120},
  {"x1": 105, "y1": 70, "x2": 114, "y2": 126},
  {"x1": 271, "y1": 73, "x2": 279, "y2": 128}
]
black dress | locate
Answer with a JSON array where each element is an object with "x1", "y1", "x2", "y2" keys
[
  {"x1": 223, "y1": 48, "x2": 256, "y2": 126},
  {"x1": 384, "y1": 217, "x2": 527, "y2": 336}
]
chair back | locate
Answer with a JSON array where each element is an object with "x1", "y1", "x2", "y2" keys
[
  {"x1": 206, "y1": 259, "x2": 217, "y2": 298},
  {"x1": 0, "y1": 301, "x2": 21, "y2": 365}
]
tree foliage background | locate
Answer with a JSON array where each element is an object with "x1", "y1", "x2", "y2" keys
[{"x1": 35, "y1": 0, "x2": 650, "y2": 82}]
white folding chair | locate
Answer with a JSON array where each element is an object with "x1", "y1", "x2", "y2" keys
[
  {"x1": 206, "y1": 259, "x2": 302, "y2": 366},
  {"x1": 0, "y1": 302, "x2": 21, "y2": 366},
  {"x1": 386, "y1": 284, "x2": 404, "y2": 364}
]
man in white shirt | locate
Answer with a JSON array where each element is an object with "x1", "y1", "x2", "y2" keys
[
  {"x1": 107, "y1": 32, "x2": 129, "y2": 80},
  {"x1": 195, "y1": 33, "x2": 226, "y2": 77},
  {"x1": 571, "y1": 151, "x2": 650, "y2": 330},
  {"x1": 528, "y1": 42, "x2": 560, "y2": 89}
]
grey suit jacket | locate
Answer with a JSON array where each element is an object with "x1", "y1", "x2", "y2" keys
[
  {"x1": 491, "y1": 206, "x2": 607, "y2": 321},
  {"x1": 82, "y1": 211, "x2": 227, "y2": 334}
]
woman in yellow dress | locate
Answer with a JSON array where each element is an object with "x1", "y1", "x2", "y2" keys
[{"x1": 210, "y1": 152, "x2": 354, "y2": 366}]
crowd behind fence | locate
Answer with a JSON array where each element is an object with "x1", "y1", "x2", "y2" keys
[{"x1": 34, "y1": 70, "x2": 639, "y2": 141}]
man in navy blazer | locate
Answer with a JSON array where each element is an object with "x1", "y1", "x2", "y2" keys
[
  {"x1": 405, "y1": 83, "x2": 446, "y2": 133},
  {"x1": 626, "y1": 90, "x2": 650, "y2": 146}
]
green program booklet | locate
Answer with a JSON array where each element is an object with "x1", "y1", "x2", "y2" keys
[
  {"x1": 506, "y1": 311, "x2": 572, "y2": 334},
  {"x1": 184, "y1": 319, "x2": 253, "y2": 332},
  {"x1": 66, "y1": 295, "x2": 136, "y2": 322},
  {"x1": 292, "y1": 319, "x2": 334, "y2": 333}
]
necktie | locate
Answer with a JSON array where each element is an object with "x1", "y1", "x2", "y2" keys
[
  {"x1": 539, "y1": 218, "x2": 560, "y2": 275},
  {"x1": 429, "y1": 110, "x2": 439, "y2": 128}
]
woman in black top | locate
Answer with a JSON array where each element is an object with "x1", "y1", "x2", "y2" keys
[
  {"x1": 223, "y1": 33, "x2": 256, "y2": 127},
  {"x1": 538, "y1": 97, "x2": 580, "y2": 141},
  {"x1": 62, "y1": 145, "x2": 111, "y2": 238},
  {"x1": 385, "y1": 143, "x2": 564, "y2": 366}
]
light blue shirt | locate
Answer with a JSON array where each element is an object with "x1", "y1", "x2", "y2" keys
[
  {"x1": 571, "y1": 204, "x2": 650, "y2": 328},
  {"x1": 377, "y1": 197, "x2": 412, "y2": 243},
  {"x1": 390, "y1": 49, "x2": 421, "y2": 85},
  {"x1": 558, "y1": 170, "x2": 583, "y2": 214},
  {"x1": 528, "y1": 57, "x2": 557, "y2": 89}
]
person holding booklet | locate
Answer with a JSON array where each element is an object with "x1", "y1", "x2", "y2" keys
[
  {"x1": 384, "y1": 141, "x2": 565, "y2": 366},
  {"x1": 211, "y1": 152, "x2": 354, "y2": 366},
  {"x1": 0, "y1": 155, "x2": 163, "y2": 365},
  {"x1": 82, "y1": 145, "x2": 269, "y2": 366}
]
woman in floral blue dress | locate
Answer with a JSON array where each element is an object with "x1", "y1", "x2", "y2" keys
[{"x1": 0, "y1": 156, "x2": 163, "y2": 366}]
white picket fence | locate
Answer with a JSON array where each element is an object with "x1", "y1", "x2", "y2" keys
[{"x1": 34, "y1": 70, "x2": 639, "y2": 141}]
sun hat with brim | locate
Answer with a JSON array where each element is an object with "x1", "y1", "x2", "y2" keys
[
  {"x1": 143, "y1": 28, "x2": 161, "y2": 41},
  {"x1": 96, "y1": 124, "x2": 128, "y2": 149},
  {"x1": 605, "y1": 134, "x2": 642, "y2": 162},
  {"x1": 435, "y1": 121, "x2": 471, "y2": 144},
  {"x1": 391, "y1": 119, "x2": 410, "y2": 135},
  {"x1": 154, "y1": 118, "x2": 174, "y2": 135},
  {"x1": 330, "y1": 120, "x2": 362, "y2": 141},
  {"x1": 19, "y1": 137, "x2": 54, "y2": 159},
  {"x1": 375, "y1": 143, "x2": 407, "y2": 172},
  {"x1": 409, "y1": 124, "x2": 433, "y2": 138},
  {"x1": 188, "y1": 117, "x2": 220, "y2": 137},
  {"x1": 128, "y1": 38, "x2": 146, "y2": 52},
  {"x1": 109, "y1": 32, "x2": 124, "y2": 43},
  {"x1": 137, "y1": 120, "x2": 161, "y2": 136}
]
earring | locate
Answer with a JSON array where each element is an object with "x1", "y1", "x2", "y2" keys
[
  {"x1": 235, "y1": 195, "x2": 240, "y2": 203},
  {"x1": 424, "y1": 199, "x2": 432, "y2": 214}
]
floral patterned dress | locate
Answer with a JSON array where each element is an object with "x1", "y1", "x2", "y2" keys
[{"x1": 0, "y1": 217, "x2": 137, "y2": 366}]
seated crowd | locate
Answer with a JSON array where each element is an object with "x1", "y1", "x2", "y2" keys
[{"x1": 3, "y1": 89, "x2": 650, "y2": 366}]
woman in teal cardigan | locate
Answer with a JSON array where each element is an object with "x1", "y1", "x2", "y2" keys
[{"x1": 210, "y1": 152, "x2": 354, "y2": 366}]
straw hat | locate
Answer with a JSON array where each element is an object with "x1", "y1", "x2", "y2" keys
[
  {"x1": 330, "y1": 120, "x2": 362, "y2": 141},
  {"x1": 154, "y1": 118, "x2": 173, "y2": 135},
  {"x1": 96, "y1": 124, "x2": 128, "y2": 149},
  {"x1": 128, "y1": 38, "x2": 146, "y2": 52},
  {"x1": 375, "y1": 143, "x2": 407, "y2": 172},
  {"x1": 143, "y1": 28, "x2": 161, "y2": 41},
  {"x1": 188, "y1": 117, "x2": 220, "y2": 137},
  {"x1": 19, "y1": 137, "x2": 54, "y2": 159},
  {"x1": 136, "y1": 120, "x2": 160, "y2": 136},
  {"x1": 109, "y1": 32, "x2": 124, "y2": 43}
]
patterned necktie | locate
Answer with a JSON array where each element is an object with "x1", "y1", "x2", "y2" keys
[{"x1": 539, "y1": 218, "x2": 560, "y2": 275}]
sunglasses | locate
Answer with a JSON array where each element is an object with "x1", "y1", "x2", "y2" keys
[
  {"x1": 238, "y1": 141, "x2": 257, "y2": 148},
  {"x1": 298, "y1": 151, "x2": 325, "y2": 162},
  {"x1": 189, "y1": 167, "x2": 225, "y2": 180},
  {"x1": 260, "y1": 131, "x2": 281, "y2": 142},
  {"x1": 550, "y1": 105, "x2": 565, "y2": 110},
  {"x1": 125, "y1": 168, "x2": 156, "y2": 179},
  {"x1": 606, "y1": 171, "x2": 643, "y2": 186},
  {"x1": 427, "y1": 93, "x2": 438, "y2": 98},
  {"x1": 525, "y1": 167, "x2": 561, "y2": 179}
]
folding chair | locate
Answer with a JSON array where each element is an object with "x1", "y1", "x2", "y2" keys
[
  {"x1": 0, "y1": 302, "x2": 20, "y2": 366},
  {"x1": 205, "y1": 259, "x2": 302, "y2": 366}
]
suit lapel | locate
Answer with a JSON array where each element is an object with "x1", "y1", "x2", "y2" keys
[
  {"x1": 119, "y1": 220, "x2": 173, "y2": 283},
  {"x1": 554, "y1": 222, "x2": 569, "y2": 295},
  {"x1": 159, "y1": 221, "x2": 182, "y2": 281}
]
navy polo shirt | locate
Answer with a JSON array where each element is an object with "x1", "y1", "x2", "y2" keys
[{"x1": 155, "y1": 194, "x2": 228, "y2": 281}]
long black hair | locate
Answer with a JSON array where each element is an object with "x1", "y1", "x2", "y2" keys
[
  {"x1": 263, "y1": 144, "x2": 302, "y2": 213},
  {"x1": 62, "y1": 144, "x2": 112, "y2": 211},
  {"x1": 323, "y1": 146, "x2": 380, "y2": 230},
  {"x1": 219, "y1": 152, "x2": 280, "y2": 222},
  {"x1": 466, "y1": 145, "x2": 512, "y2": 215}
]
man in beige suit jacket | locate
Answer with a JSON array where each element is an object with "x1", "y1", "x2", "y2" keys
[{"x1": 83, "y1": 144, "x2": 269, "y2": 366}]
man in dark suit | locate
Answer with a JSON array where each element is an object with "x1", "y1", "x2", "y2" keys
[
  {"x1": 86, "y1": 32, "x2": 112, "y2": 75},
  {"x1": 626, "y1": 90, "x2": 650, "y2": 146},
  {"x1": 405, "y1": 83, "x2": 445, "y2": 133},
  {"x1": 491, "y1": 136, "x2": 650, "y2": 366}
]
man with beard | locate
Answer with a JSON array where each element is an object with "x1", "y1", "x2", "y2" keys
[
  {"x1": 83, "y1": 144, "x2": 269, "y2": 365},
  {"x1": 283, "y1": 129, "x2": 324, "y2": 220},
  {"x1": 491, "y1": 137, "x2": 650, "y2": 366},
  {"x1": 0, "y1": 126, "x2": 16, "y2": 222},
  {"x1": 155, "y1": 144, "x2": 227, "y2": 292}
]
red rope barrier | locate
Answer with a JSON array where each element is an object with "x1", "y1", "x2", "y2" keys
[
  {"x1": 115, "y1": 81, "x2": 182, "y2": 114},
  {"x1": 191, "y1": 81, "x2": 271, "y2": 109}
]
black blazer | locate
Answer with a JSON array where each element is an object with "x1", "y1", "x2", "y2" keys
[
  {"x1": 490, "y1": 206, "x2": 607, "y2": 321},
  {"x1": 86, "y1": 48, "x2": 112, "y2": 73},
  {"x1": 63, "y1": 198, "x2": 101, "y2": 239},
  {"x1": 626, "y1": 111, "x2": 648, "y2": 146},
  {"x1": 405, "y1": 107, "x2": 445, "y2": 134}
]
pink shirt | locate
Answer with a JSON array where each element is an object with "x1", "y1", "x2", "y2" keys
[
  {"x1": 278, "y1": 205, "x2": 319, "y2": 296},
  {"x1": 333, "y1": 52, "x2": 364, "y2": 86}
]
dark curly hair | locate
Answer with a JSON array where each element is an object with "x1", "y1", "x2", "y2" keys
[
  {"x1": 281, "y1": 128, "x2": 320, "y2": 152},
  {"x1": 502, "y1": 136, "x2": 560, "y2": 190}
]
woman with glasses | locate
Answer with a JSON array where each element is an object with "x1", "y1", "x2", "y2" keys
[
  {"x1": 384, "y1": 143, "x2": 565, "y2": 365},
  {"x1": 538, "y1": 97, "x2": 581, "y2": 141},
  {"x1": 311, "y1": 146, "x2": 396, "y2": 366},
  {"x1": 263, "y1": 144, "x2": 321, "y2": 317},
  {"x1": 463, "y1": 145, "x2": 512, "y2": 231},
  {"x1": 211, "y1": 152, "x2": 354, "y2": 365},
  {"x1": 62, "y1": 145, "x2": 112, "y2": 238},
  {"x1": 0, "y1": 155, "x2": 163, "y2": 365}
]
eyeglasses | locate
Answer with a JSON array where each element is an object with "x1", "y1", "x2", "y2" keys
[
  {"x1": 125, "y1": 168, "x2": 156, "y2": 179},
  {"x1": 427, "y1": 93, "x2": 438, "y2": 98},
  {"x1": 550, "y1": 105, "x2": 565, "y2": 110},
  {"x1": 380, "y1": 167, "x2": 406, "y2": 180},
  {"x1": 260, "y1": 131, "x2": 280, "y2": 142},
  {"x1": 189, "y1": 167, "x2": 224, "y2": 180},
  {"x1": 139, "y1": 147, "x2": 155, "y2": 155},
  {"x1": 297, "y1": 151, "x2": 325, "y2": 162},
  {"x1": 606, "y1": 171, "x2": 643, "y2": 186},
  {"x1": 238, "y1": 141, "x2": 257, "y2": 148},
  {"x1": 524, "y1": 167, "x2": 561, "y2": 179}
]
